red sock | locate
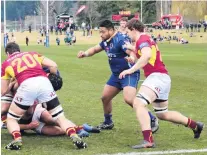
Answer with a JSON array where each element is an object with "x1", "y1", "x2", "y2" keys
[
  {"x1": 12, "y1": 131, "x2": 21, "y2": 140},
  {"x1": 142, "y1": 130, "x2": 153, "y2": 143},
  {"x1": 74, "y1": 126, "x2": 83, "y2": 132},
  {"x1": 1, "y1": 115, "x2": 7, "y2": 123},
  {"x1": 187, "y1": 118, "x2": 197, "y2": 130},
  {"x1": 66, "y1": 127, "x2": 76, "y2": 137}
]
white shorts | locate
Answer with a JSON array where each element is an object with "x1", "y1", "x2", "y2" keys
[
  {"x1": 32, "y1": 104, "x2": 46, "y2": 134},
  {"x1": 141, "y1": 73, "x2": 171, "y2": 101},
  {"x1": 13, "y1": 76, "x2": 57, "y2": 107}
]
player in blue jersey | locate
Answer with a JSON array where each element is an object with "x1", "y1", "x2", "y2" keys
[{"x1": 77, "y1": 20, "x2": 159, "y2": 133}]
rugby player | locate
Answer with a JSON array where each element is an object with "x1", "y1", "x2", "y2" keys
[
  {"x1": 119, "y1": 18, "x2": 204, "y2": 149},
  {"x1": 77, "y1": 20, "x2": 158, "y2": 133},
  {"x1": 1, "y1": 42, "x2": 87, "y2": 150}
]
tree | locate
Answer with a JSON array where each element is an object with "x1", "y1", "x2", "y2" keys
[{"x1": 1, "y1": 1, "x2": 39, "y2": 21}]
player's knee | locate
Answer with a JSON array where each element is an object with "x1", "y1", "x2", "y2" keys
[
  {"x1": 41, "y1": 111, "x2": 55, "y2": 125},
  {"x1": 154, "y1": 107, "x2": 168, "y2": 120},
  {"x1": 45, "y1": 97, "x2": 64, "y2": 120},
  {"x1": 7, "y1": 109, "x2": 22, "y2": 121},
  {"x1": 54, "y1": 127, "x2": 65, "y2": 135},
  {"x1": 101, "y1": 96, "x2": 110, "y2": 104},
  {"x1": 156, "y1": 113, "x2": 168, "y2": 120},
  {"x1": 123, "y1": 96, "x2": 134, "y2": 107},
  {"x1": 133, "y1": 93, "x2": 151, "y2": 108}
]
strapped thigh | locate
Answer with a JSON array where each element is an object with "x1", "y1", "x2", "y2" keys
[
  {"x1": 136, "y1": 93, "x2": 152, "y2": 105},
  {"x1": 44, "y1": 97, "x2": 64, "y2": 120}
]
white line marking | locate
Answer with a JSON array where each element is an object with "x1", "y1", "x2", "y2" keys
[{"x1": 99, "y1": 149, "x2": 207, "y2": 155}]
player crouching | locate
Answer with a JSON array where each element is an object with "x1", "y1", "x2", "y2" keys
[{"x1": 1, "y1": 43, "x2": 87, "y2": 150}]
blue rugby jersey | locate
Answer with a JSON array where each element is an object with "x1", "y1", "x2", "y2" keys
[{"x1": 99, "y1": 32, "x2": 134, "y2": 75}]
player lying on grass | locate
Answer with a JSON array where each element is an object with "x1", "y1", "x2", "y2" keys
[
  {"x1": 119, "y1": 18, "x2": 204, "y2": 149},
  {"x1": 1, "y1": 42, "x2": 87, "y2": 150},
  {"x1": 2, "y1": 76, "x2": 100, "y2": 137},
  {"x1": 77, "y1": 20, "x2": 159, "y2": 133}
]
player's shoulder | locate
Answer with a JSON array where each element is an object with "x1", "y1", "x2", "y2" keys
[
  {"x1": 27, "y1": 51, "x2": 39, "y2": 55},
  {"x1": 1, "y1": 59, "x2": 9, "y2": 69},
  {"x1": 139, "y1": 34, "x2": 151, "y2": 42},
  {"x1": 136, "y1": 34, "x2": 152, "y2": 49},
  {"x1": 116, "y1": 32, "x2": 130, "y2": 42}
]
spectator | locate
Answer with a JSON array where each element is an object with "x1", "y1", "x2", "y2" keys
[
  {"x1": 186, "y1": 23, "x2": 189, "y2": 32},
  {"x1": 72, "y1": 35, "x2": 76, "y2": 44},
  {"x1": 180, "y1": 38, "x2": 189, "y2": 44},
  {"x1": 194, "y1": 23, "x2": 197, "y2": 32},
  {"x1": 70, "y1": 23, "x2": 75, "y2": 35},
  {"x1": 26, "y1": 36, "x2": 29, "y2": 46},
  {"x1": 11, "y1": 34, "x2": 16, "y2": 43},
  {"x1": 190, "y1": 23, "x2": 194, "y2": 32},
  {"x1": 29, "y1": 25, "x2": 31, "y2": 33},
  {"x1": 50, "y1": 26, "x2": 53, "y2": 34},
  {"x1": 6, "y1": 33, "x2": 9, "y2": 42},
  {"x1": 86, "y1": 24, "x2": 91, "y2": 37},
  {"x1": 56, "y1": 37, "x2": 60, "y2": 46},
  {"x1": 81, "y1": 22, "x2": 86, "y2": 36},
  {"x1": 198, "y1": 23, "x2": 201, "y2": 32},
  {"x1": 204, "y1": 22, "x2": 207, "y2": 32}
]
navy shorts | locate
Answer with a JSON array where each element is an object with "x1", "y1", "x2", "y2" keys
[{"x1": 107, "y1": 72, "x2": 140, "y2": 90}]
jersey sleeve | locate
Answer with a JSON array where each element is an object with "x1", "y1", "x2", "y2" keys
[
  {"x1": 137, "y1": 36, "x2": 151, "y2": 50},
  {"x1": 1, "y1": 62, "x2": 14, "y2": 80},
  {"x1": 99, "y1": 41, "x2": 105, "y2": 50},
  {"x1": 33, "y1": 52, "x2": 45, "y2": 65}
]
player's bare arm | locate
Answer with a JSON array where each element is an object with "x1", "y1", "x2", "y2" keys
[
  {"x1": 19, "y1": 121, "x2": 39, "y2": 130},
  {"x1": 77, "y1": 45, "x2": 102, "y2": 58},
  {"x1": 41, "y1": 57, "x2": 58, "y2": 74},
  {"x1": 1, "y1": 79, "x2": 10, "y2": 96},
  {"x1": 119, "y1": 47, "x2": 152, "y2": 79}
]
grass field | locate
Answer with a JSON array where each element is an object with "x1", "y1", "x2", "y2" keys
[{"x1": 1, "y1": 40, "x2": 207, "y2": 154}]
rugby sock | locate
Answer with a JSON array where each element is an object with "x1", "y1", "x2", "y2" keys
[
  {"x1": 104, "y1": 114, "x2": 112, "y2": 124},
  {"x1": 148, "y1": 112, "x2": 156, "y2": 120},
  {"x1": 74, "y1": 126, "x2": 83, "y2": 133},
  {"x1": 66, "y1": 127, "x2": 76, "y2": 137},
  {"x1": 12, "y1": 131, "x2": 21, "y2": 140},
  {"x1": 186, "y1": 118, "x2": 197, "y2": 130},
  {"x1": 142, "y1": 130, "x2": 154, "y2": 143}
]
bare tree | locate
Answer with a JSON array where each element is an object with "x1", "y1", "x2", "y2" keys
[{"x1": 85, "y1": 1, "x2": 101, "y2": 28}]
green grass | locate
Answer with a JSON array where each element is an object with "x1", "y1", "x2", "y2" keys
[{"x1": 1, "y1": 43, "x2": 207, "y2": 155}]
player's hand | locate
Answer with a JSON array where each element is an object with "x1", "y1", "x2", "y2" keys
[
  {"x1": 77, "y1": 51, "x2": 86, "y2": 58},
  {"x1": 119, "y1": 69, "x2": 133, "y2": 79},
  {"x1": 28, "y1": 121, "x2": 39, "y2": 129},
  {"x1": 123, "y1": 41, "x2": 133, "y2": 50},
  {"x1": 124, "y1": 56, "x2": 135, "y2": 64},
  {"x1": 9, "y1": 78, "x2": 18, "y2": 92}
]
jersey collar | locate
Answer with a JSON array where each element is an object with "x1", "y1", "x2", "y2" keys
[{"x1": 106, "y1": 31, "x2": 118, "y2": 43}]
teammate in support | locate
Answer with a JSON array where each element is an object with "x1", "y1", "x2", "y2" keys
[
  {"x1": 118, "y1": 17, "x2": 159, "y2": 131},
  {"x1": 118, "y1": 17, "x2": 128, "y2": 35},
  {"x1": 1, "y1": 42, "x2": 87, "y2": 150},
  {"x1": 119, "y1": 18, "x2": 204, "y2": 149},
  {"x1": 77, "y1": 20, "x2": 158, "y2": 132}
]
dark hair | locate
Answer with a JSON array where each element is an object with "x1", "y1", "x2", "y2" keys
[
  {"x1": 99, "y1": 20, "x2": 114, "y2": 30},
  {"x1": 126, "y1": 18, "x2": 145, "y2": 32},
  {"x1": 120, "y1": 17, "x2": 128, "y2": 22},
  {"x1": 5, "y1": 42, "x2": 20, "y2": 54}
]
